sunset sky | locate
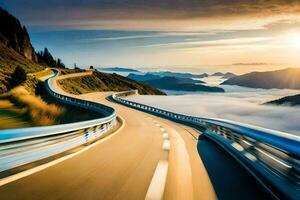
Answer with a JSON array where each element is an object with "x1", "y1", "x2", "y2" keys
[{"x1": 1, "y1": 0, "x2": 300, "y2": 73}]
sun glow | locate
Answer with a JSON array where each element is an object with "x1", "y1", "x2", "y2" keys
[{"x1": 286, "y1": 33, "x2": 300, "y2": 49}]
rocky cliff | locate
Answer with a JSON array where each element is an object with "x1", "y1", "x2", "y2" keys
[{"x1": 0, "y1": 8, "x2": 37, "y2": 62}]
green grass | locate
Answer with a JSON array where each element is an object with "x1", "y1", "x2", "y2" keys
[
  {"x1": 0, "y1": 44, "x2": 103, "y2": 129},
  {"x1": 0, "y1": 43, "x2": 45, "y2": 73},
  {"x1": 58, "y1": 71, "x2": 166, "y2": 95},
  {"x1": 0, "y1": 87, "x2": 63, "y2": 126},
  {"x1": 0, "y1": 42, "x2": 46, "y2": 94}
]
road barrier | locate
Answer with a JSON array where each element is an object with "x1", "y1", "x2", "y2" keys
[
  {"x1": 112, "y1": 90, "x2": 300, "y2": 200},
  {"x1": 0, "y1": 70, "x2": 117, "y2": 173}
]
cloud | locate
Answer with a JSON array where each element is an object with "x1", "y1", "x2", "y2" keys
[
  {"x1": 127, "y1": 86, "x2": 300, "y2": 135},
  {"x1": 139, "y1": 36, "x2": 272, "y2": 50},
  {"x1": 3, "y1": 0, "x2": 300, "y2": 31},
  {"x1": 232, "y1": 62, "x2": 269, "y2": 66},
  {"x1": 80, "y1": 34, "x2": 164, "y2": 42}
]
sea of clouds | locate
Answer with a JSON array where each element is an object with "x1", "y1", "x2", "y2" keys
[{"x1": 127, "y1": 84, "x2": 300, "y2": 135}]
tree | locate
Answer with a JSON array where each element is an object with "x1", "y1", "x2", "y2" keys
[
  {"x1": 56, "y1": 58, "x2": 65, "y2": 68},
  {"x1": 37, "y1": 48, "x2": 65, "y2": 68},
  {"x1": 10, "y1": 66, "x2": 27, "y2": 88},
  {"x1": 89, "y1": 65, "x2": 94, "y2": 70},
  {"x1": 42, "y1": 48, "x2": 56, "y2": 67}
]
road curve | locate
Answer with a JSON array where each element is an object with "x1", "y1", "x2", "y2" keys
[{"x1": 0, "y1": 72, "x2": 216, "y2": 200}]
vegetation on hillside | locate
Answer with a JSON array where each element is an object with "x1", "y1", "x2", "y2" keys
[
  {"x1": 37, "y1": 48, "x2": 65, "y2": 68},
  {"x1": 0, "y1": 42, "x2": 45, "y2": 93},
  {"x1": 58, "y1": 71, "x2": 166, "y2": 95},
  {"x1": 0, "y1": 87, "x2": 63, "y2": 126},
  {"x1": 60, "y1": 68, "x2": 85, "y2": 75},
  {"x1": 0, "y1": 8, "x2": 100, "y2": 129}
]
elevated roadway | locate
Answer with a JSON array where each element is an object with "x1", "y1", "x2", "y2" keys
[{"x1": 0, "y1": 72, "x2": 273, "y2": 200}]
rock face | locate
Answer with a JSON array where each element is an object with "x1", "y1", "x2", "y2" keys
[{"x1": 0, "y1": 8, "x2": 37, "y2": 62}]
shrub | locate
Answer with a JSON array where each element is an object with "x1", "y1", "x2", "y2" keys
[{"x1": 10, "y1": 66, "x2": 27, "y2": 88}]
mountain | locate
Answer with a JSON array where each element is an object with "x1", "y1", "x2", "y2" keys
[
  {"x1": 222, "y1": 72, "x2": 236, "y2": 79},
  {"x1": 266, "y1": 94, "x2": 300, "y2": 106},
  {"x1": 211, "y1": 72, "x2": 236, "y2": 79},
  {"x1": 143, "y1": 76, "x2": 224, "y2": 92},
  {"x1": 127, "y1": 73, "x2": 205, "y2": 84},
  {"x1": 0, "y1": 8, "x2": 46, "y2": 93},
  {"x1": 99, "y1": 67, "x2": 140, "y2": 72},
  {"x1": 0, "y1": 8, "x2": 37, "y2": 62},
  {"x1": 58, "y1": 71, "x2": 166, "y2": 95},
  {"x1": 221, "y1": 68, "x2": 300, "y2": 89},
  {"x1": 211, "y1": 72, "x2": 224, "y2": 76},
  {"x1": 151, "y1": 71, "x2": 208, "y2": 79},
  {"x1": 127, "y1": 73, "x2": 161, "y2": 81}
]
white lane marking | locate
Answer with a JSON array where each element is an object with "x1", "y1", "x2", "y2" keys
[
  {"x1": 162, "y1": 133, "x2": 169, "y2": 139},
  {"x1": 244, "y1": 152, "x2": 257, "y2": 161},
  {"x1": 0, "y1": 116, "x2": 126, "y2": 187},
  {"x1": 145, "y1": 160, "x2": 169, "y2": 200},
  {"x1": 231, "y1": 142, "x2": 244, "y2": 152},
  {"x1": 160, "y1": 128, "x2": 165, "y2": 132},
  {"x1": 162, "y1": 140, "x2": 170, "y2": 151}
]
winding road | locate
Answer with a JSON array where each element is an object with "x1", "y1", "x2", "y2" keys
[{"x1": 0, "y1": 72, "x2": 272, "y2": 200}]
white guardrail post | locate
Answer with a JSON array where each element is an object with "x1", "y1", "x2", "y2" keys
[
  {"x1": 0, "y1": 69, "x2": 117, "y2": 173},
  {"x1": 112, "y1": 90, "x2": 300, "y2": 200}
]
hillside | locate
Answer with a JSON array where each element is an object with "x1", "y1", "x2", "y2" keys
[
  {"x1": 144, "y1": 76, "x2": 224, "y2": 92},
  {"x1": 0, "y1": 42, "x2": 45, "y2": 93},
  {"x1": 266, "y1": 94, "x2": 300, "y2": 106},
  {"x1": 58, "y1": 71, "x2": 166, "y2": 95},
  {"x1": 0, "y1": 8, "x2": 46, "y2": 93},
  {"x1": 222, "y1": 68, "x2": 300, "y2": 89}
]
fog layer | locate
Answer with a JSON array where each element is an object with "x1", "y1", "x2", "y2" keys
[{"x1": 128, "y1": 85, "x2": 300, "y2": 135}]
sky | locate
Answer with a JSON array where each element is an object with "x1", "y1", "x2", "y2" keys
[{"x1": 1, "y1": 0, "x2": 300, "y2": 73}]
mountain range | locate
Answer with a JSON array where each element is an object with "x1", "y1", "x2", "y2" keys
[
  {"x1": 211, "y1": 72, "x2": 236, "y2": 79},
  {"x1": 128, "y1": 73, "x2": 205, "y2": 83},
  {"x1": 151, "y1": 71, "x2": 208, "y2": 79},
  {"x1": 222, "y1": 68, "x2": 300, "y2": 89},
  {"x1": 143, "y1": 76, "x2": 224, "y2": 92},
  {"x1": 266, "y1": 94, "x2": 300, "y2": 106}
]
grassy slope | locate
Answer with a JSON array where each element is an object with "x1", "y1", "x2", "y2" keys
[
  {"x1": 0, "y1": 44, "x2": 98, "y2": 128},
  {"x1": 0, "y1": 42, "x2": 45, "y2": 93},
  {"x1": 0, "y1": 42, "x2": 44, "y2": 73},
  {"x1": 58, "y1": 71, "x2": 166, "y2": 95}
]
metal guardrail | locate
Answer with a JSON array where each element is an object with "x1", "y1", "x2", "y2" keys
[
  {"x1": 112, "y1": 90, "x2": 300, "y2": 200},
  {"x1": 0, "y1": 70, "x2": 117, "y2": 173}
]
